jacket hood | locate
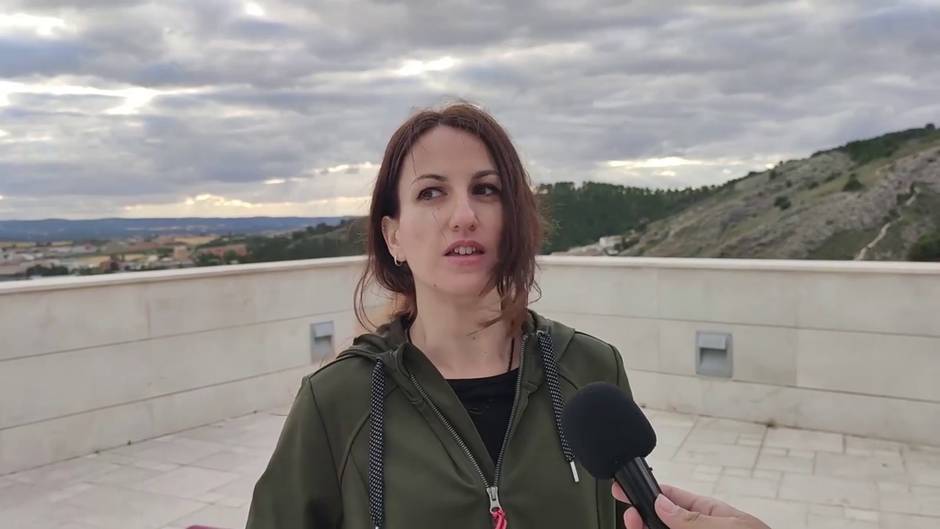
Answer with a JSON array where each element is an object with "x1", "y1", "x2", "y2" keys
[{"x1": 341, "y1": 308, "x2": 575, "y2": 365}]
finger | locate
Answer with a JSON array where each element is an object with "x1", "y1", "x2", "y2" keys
[
  {"x1": 655, "y1": 493, "x2": 726, "y2": 529},
  {"x1": 660, "y1": 484, "x2": 738, "y2": 518},
  {"x1": 659, "y1": 484, "x2": 701, "y2": 510},
  {"x1": 611, "y1": 482, "x2": 630, "y2": 503},
  {"x1": 624, "y1": 506, "x2": 645, "y2": 529}
]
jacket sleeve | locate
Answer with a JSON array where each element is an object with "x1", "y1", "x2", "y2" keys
[
  {"x1": 246, "y1": 377, "x2": 343, "y2": 529},
  {"x1": 612, "y1": 344, "x2": 631, "y2": 529},
  {"x1": 611, "y1": 344, "x2": 633, "y2": 400}
]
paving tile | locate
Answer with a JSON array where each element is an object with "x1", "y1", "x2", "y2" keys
[
  {"x1": 8, "y1": 457, "x2": 121, "y2": 487},
  {"x1": 59, "y1": 483, "x2": 207, "y2": 529},
  {"x1": 170, "y1": 503, "x2": 250, "y2": 529},
  {"x1": 686, "y1": 417, "x2": 767, "y2": 445},
  {"x1": 807, "y1": 512, "x2": 877, "y2": 529},
  {"x1": 645, "y1": 409, "x2": 698, "y2": 427},
  {"x1": 738, "y1": 436, "x2": 763, "y2": 447},
  {"x1": 756, "y1": 448, "x2": 815, "y2": 474},
  {"x1": 0, "y1": 481, "x2": 55, "y2": 510},
  {"x1": 723, "y1": 467, "x2": 752, "y2": 478},
  {"x1": 902, "y1": 446, "x2": 940, "y2": 487},
  {"x1": 719, "y1": 495, "x2": 809, "y2": 529},
  {"x1": 765, "y1": 427, "x2": 843, "y2": 453},
  {"x1": 814, "y1": 452, "x2": 907, "y2": 482},
  {"x1": 753, "y1": 469, "x2": 782, "y2": 481},
  {"x1": 804, "y1": 504, "x2": 881, "y2": 529},
  {"x1": 648, "y1": 443, "x2": 680, "y2": 463},
  {"x1": 779, "y1": 473, "x2": 879, "y2": 509},
  {"x1": 648, "y1": 419, "x2": 695, "y2": 447},
  {"x1": 206, "y1": 474, "x2": 260, "y2": 508},
  {"x1": 86, "y1": 452, "x2": 180, "y2": 472},
  {"x1": 0, "y1": 492, "x2": 91, "y2": 529},
  {"x1": 878, "y1": 482, "x2": 940, "y2": 517},
  {"x1": 109, "y1": 438, "x2": 230, "y2": 466},
  {"x1": 130, "y1": 466, "x2": 241, "y2": 500},
  {"x1": 880, "y1": 512, "x2": 940, "y2": 529},
  {"x1": 87, "y1": 465, "x2": 169, "y2": 487},
  {"x1": 844, "y1": 435, "x2": 903, "y2": 457},
  {"x1": 674, "y1": 441, "x2": 760, "y2": 469},
  {"x1": 789, "y1": 449, "x2": 817, "y2": 459},
  {"x1": 643, "y1": 460, "x2": 718, "y2": 496},
  {"x1": 714, "y1": 475, "x2": 780, "y2": 499},
  {"x1": 843, "y1": 507, "x2": 879, "y2": 522},
  {"x1": 189, "y1": 447, "x2": 270, "y2": 476}
]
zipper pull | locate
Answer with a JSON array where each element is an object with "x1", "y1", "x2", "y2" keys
[{"x1": 487, "y1": 486, "x2": 508, "y2": 529}]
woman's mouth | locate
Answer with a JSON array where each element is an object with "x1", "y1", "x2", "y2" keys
[
  {"x1": 444, "y1": 241, "x2": 486, "y2": 266},
  {"x1": 446, "y1": 246, "x2": 483, "y2": 256}
]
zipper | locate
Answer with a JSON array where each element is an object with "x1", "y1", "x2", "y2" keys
[{"x1": 408, "y1": 332, "x2": 529, "y2": 528}]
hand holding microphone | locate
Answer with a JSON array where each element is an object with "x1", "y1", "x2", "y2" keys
[
  {"x1": 613, "y1": 482, "x2": 771, "y2": 529},
  {"x1": 562, "y1": 382, "x2": 770, "y2": 529}
]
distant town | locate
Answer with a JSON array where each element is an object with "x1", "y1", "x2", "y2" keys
[
  {"x1": 0, "y1": 235, "x2": 251, "y2": 282},
  {"x1": 0, "y1": 216, "x2": 365, "y2": 282}
]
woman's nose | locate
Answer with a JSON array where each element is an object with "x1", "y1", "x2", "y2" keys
[{"x1": 449, "y1": 194, "x2": 478, "y2": 231}]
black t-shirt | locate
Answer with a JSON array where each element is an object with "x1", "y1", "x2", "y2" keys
[{"x1": 447, "y1": 368, "x2": 519, "y2": 465}]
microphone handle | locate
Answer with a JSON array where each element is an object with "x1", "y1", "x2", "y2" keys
[{"x1": 614, "y1": 456, "x2": 670, "y2": 529}]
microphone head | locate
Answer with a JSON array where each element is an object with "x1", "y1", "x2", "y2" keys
[{"x1": 562, "y1": 382, "x2": 657, "y2": 479}]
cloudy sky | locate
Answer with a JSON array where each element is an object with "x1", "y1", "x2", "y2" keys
[{"x1": 0, "y1": 0, "x2": 938, "y2": 220}]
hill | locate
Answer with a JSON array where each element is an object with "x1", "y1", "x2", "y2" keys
[{"x1": 617, "y1": 124, "x2": 940, "y2": 261}]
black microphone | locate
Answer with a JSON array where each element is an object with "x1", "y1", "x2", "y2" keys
[{"x1": 562, "y1": 382, "x2": 668, "y2": 529}]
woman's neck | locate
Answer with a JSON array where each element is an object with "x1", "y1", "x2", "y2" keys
[{"x1": 407, "y1": 287, "x2": 518, "y2": 379}]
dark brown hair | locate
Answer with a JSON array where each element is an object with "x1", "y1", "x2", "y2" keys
[{"x1": 353, "y1": 101, "x2": 545, "y2": 334}]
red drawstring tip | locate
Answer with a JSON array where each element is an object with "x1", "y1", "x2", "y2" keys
[{"x1": 491, "y1": 507, "x2": 508, "y2": 529}]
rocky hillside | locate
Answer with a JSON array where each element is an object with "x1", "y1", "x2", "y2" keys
[{"x1": 617, "y1": 125, "x2": 940, "y2": 260}]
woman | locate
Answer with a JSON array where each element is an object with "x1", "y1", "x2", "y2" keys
[{"x1": 246, "y1": 102, "x2": 633, "y2": 528}]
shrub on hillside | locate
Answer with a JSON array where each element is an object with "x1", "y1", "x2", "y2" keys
[
  {"x1": 773, "y1": 196, "x2": 792, "y2": 210},
  {"x1": 909, "y1": 231, "x2": 940, "y2": 261},
  {"x1": 843, "y1": 174, "x2": 864, "y2": 192}
]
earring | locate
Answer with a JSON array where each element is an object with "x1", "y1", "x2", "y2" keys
[{"x1": 394, "y1": 256, "x2": 404, "y2": 267}]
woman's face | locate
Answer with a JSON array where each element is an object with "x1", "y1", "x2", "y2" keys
[{"x1": 383, "y1": 125, "x2": 504, "y2": 299}]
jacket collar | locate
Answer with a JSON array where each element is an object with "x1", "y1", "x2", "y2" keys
[
  {"x1": 341, "y1": 308, "x2": 576, "y2": 475},
  {"x1": 344, "y1": 308, "x2": 577, "y2": 386}
]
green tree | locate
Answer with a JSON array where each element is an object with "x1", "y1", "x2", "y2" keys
[
  {"x1": 194, "y1": 253, "x2": 222, "y2": 266},
  {"x1": 25, "y1": 264, "x2": 70, "y2": 277},
  {"x1": 537, "y1": 181, "x2": 716, "y2": 253}
]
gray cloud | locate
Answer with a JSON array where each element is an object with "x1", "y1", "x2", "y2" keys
[{"x1": 0, "y1": 0, "x2": 938, "y2": 219}]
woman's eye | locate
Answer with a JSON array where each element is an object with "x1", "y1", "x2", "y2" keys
[
  {"x1": 475, "y1": 184, "x2": 501, "y2": 196},
  {"x1": 417, "y1": 187, "x2": 443, "y2": 200}
]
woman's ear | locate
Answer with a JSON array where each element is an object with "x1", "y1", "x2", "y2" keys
[{"x1": 381, "y1": 215, "x2": 402, "y2": 260}]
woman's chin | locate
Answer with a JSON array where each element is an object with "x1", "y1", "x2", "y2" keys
[{"x1": 430, "y1": 273, "x2": 494, "y2": 298}]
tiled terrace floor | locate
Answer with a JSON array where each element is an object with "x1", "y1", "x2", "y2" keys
[{"x1": 2, "y1": 406, "x2": 939, "y2": 529}]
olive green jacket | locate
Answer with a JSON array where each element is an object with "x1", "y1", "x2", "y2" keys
[{"x1": 246, "y1": 310, "x2": 631, "y2": 528}]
